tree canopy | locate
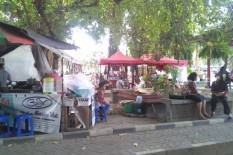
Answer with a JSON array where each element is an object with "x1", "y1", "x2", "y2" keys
[{"x1": 0, "y1": 0, "x2": 232, "y2": 65}]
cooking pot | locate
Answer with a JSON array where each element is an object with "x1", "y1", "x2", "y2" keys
[{"x1": 27, "y1": 78, "x2": 36, "y2": 85}]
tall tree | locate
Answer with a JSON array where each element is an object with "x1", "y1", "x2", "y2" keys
[
  {"x1": 0, "y1": 0, "x2": 100, "y2": 68},
  {"x1": 0, "y1": 0, "x2": 232, "y2": 64},
  {"x1": 197, "y1": 0, "x2": 233, "y2": 86}
]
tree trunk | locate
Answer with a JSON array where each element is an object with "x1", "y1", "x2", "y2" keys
[
  {"x1": 223, "y1": 56, "x2": 228, "y2": 74},
  {"x1": 108, "y1": 35, "x2": 117, "y2": 57},
  {"x1": 207, "y1": 58, "x2": 211, "y2": 88}
]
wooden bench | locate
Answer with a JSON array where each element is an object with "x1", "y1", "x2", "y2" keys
[
  {"x1": 160, "y1": 98, "x2": 233, "y2": 122},
  {"x1": 116, "y1": 90, "x2": 168, "y2": 119},
  {"x1": 116, "y1": 90, "x2": 167, "y2": 104}
]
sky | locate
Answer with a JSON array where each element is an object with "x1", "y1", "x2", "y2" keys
[
  {"x1": 70, "y1": 28, "x2": 128, "y2": 62},
  {"x1": 71, "y1": 28, "x2": 109, "y2": 62}
]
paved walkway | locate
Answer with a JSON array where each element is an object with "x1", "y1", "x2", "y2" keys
[
  {"x1": 1, "y1": 116, "x2": 233, "y2": 155},
  {"x1": 94, "y1": 114, "x2": 159, "y2": 129}
]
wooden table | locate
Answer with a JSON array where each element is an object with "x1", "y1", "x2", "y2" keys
[
  {"x1": 117, "y1": 91, "x2": 168, "y2": 114},
  {"x1": 117, "y1": 91, "x2": 167, "y2": 104}
]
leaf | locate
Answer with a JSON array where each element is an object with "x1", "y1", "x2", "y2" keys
[
  {"x1": 119, "y1": 133, "x2": 127, "y2": 136},
  {"x1": 133, "y1": 143, "x2": 138, "y2": 147},
  {"x1": 82, "y1": 146, "x2": 86, "y2": 150},
  {"x1": 8, "y1": 144, "x2": 13, "y2": 147},
  {"x1": 53, "y1": 140, "x2": 60, "y2": 144},
  {"x1": 207, "y1": 41, "x2": 214, "y2": 46}
]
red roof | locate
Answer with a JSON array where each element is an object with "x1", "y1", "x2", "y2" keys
[
  {"x1": 140, "y1": 53, "x2": 188, "y2": 66},
  {"x1": 99, "y1": 50, "x2": 145, "y2": 65}
]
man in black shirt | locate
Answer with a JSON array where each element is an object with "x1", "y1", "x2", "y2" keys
[
  {"x1": 218, "y1": 66, "x2": 231, "y2": 88},
  {"x1": 211, "y1": 73, "x2": 232, "y2": 119}
]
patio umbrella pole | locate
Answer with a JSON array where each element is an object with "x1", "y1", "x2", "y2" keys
[
  {"x1": 132, "y1": 65, "x2": 134, "y2": 87},
  {"x1": 107, "y1": 65, "x2": 110, "y2": 79},
  {"x1": 60, "y1": 57, "x2": 64, "y2": 133},
  {"x1": 125, "y1": 66, "x2": 128, "y2": 82}
]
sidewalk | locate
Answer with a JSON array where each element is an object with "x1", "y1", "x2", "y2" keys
[
  {"x1": 94, "y1": 114, "x2": 159, "y2": 129},
  {"x1": 1, "y1": 114, "x2": 233, "y2": 155}
]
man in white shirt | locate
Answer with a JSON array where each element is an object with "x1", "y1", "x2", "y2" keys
[
  {"x1": 0, "y1": 58, "x2": 12, "y2": 87},
  {"x1": 116, "y1": 77, "x2": 124, "y2": 89}
]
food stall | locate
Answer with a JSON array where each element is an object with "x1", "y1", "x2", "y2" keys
[
  {"x1": 99, "y1": 51, "x2": 145, "y2": 88},
  {"x1": 0, "y1": 21, "x2": 93, "y2": 134}
]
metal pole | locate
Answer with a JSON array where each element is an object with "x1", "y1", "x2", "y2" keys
[{"x1": 60, "y1": 57, "x2": 64, "y2": 133}]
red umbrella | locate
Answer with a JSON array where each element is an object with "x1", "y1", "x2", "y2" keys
[
  {"x1": 99, "y1": 51, "x2": 145, "y2": 65},
  {"x1": 140, "y1": 53, "x2": 188, "y2": 66}
]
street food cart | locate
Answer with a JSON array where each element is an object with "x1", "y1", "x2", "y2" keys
[{"x1": 0, "y1": 21, "x2": 93, "y2": 134}]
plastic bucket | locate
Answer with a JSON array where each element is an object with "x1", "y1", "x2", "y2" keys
[
  {"x1": 133, "y1": 104, "x2": 142, "y2": 114},
  {"x1": 123, "y1": 102, "x2": 133, "y2": 113},
  {"x1": 135, "y1": 96, "x2": 142, "y2": 104},
  {"x1": 43, "y1": 77, "x2": 55, "y2": 94}
]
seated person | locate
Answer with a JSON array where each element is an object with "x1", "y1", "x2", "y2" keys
[
  {"x1": 185, "y1": 72, "x2": 211, "y2": 120},
  {"x1": 94, "y1": 81, "x2": 111, "y2": 118},
  {"x1": 211, "y1": 73, "x2": 232, "y2": 119},
  {"x1": 116, "y1": 77, "x2": 124, "y2": 89},
  {"x1": 218, "y1": 66, "x2": 231, "y2": 87}
]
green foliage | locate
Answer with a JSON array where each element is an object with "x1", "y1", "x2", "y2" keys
[
  {"x1": 196, "y1": 0, "x2": 233, "y2": 65},
  {"x1": 153, "y1": 74, "x2": 169, "y2": 95},
  {"x1": 142, "y1": 73, "x2": 150, "y2": 82},
  {"x1": 0, "y1": 0, "x2": 232, "y2": 63},
  {"x1": 187, "y1": 67, "x2": 193, "y2": 75},
  {"x1": 0, "y1": 0, "x2": 102, "y2": 39},
  {"x1": 199, "y1": 27, "x2": 233, "y2": 62},
  {"x1": 164, "y1": 65, "x2": 178, "y2": 85}
]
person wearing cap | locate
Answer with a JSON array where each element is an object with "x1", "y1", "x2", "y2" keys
[
  {"x1": 0, "y1": 58, "x2": 12, "y2": 87},
  {"x1": 211, "y1": 73, "x2": 232, "y2": 119}
]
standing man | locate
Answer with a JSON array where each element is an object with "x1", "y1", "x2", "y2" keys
[
  {"x1": 0, "y1": 58, "x2": 12, "y2": 87},
  {"x1": 211, "y1": 73, "x2": 232, "y2": 119}
]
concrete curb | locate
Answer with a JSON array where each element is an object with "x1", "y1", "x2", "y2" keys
[
  {"x1": 90, "y1": 127, "x2": 113, "y2": 137},
  {"x1": 0, "y1": 118, "x2": 230, "y2": 146},
  {"x1": 35, "y1": 133, "x2": 63, "y2": 142},
  {"x1": 3, "y1": 136, "x2": 34, "y2": 146},
  {"x1": 134, "y1": 142, "x2": 226, "y2": 155}
]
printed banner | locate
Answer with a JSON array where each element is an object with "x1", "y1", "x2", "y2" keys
[
  {"x1": 0, "y1": 93, "x2": 61, "y2": 133},
  {"x1": 76, "y1": 97, "x2": 91, "y2": 106}
]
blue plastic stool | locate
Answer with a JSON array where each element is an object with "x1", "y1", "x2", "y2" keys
[
  {"x1": 13, "y1": 114, "x2": 34, "y2": 137},
  {"x1": 95, "y1": 106, "x2": 107, "y2": 122},
  {"x1": 0, "y1": 115, "x2": 10, "y2": 138}
]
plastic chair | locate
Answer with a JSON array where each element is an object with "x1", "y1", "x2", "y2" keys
[
  {"x1": 95, "y1": 106, "x2": 107, "y2": 122},
  {"x1": 0, "y1": 115, "x2": 10, "y2": 138},
  {"x1": 13, "y1": 114, "x2": 34, "y2": 137}
]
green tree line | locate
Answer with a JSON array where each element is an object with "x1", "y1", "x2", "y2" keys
[{"x1": 0, "y1": 0, "x2": 232, "y2": 66}]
